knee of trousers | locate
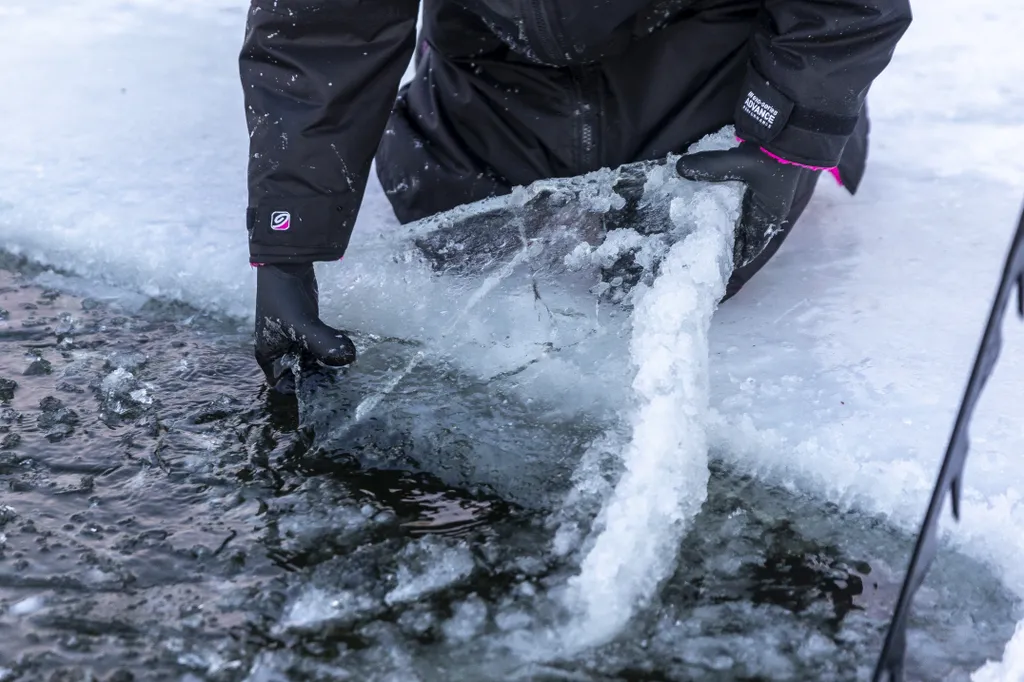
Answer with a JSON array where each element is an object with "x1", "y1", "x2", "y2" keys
[{"x1": 374, "y1": 87, "x2": 511, "y2": 225}]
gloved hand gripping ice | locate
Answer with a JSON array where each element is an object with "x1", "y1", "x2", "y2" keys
[
  {"x1": 254, "y1": 263, "x2": 356, "y2": 391},
  {"x1": 675, "y1": 141, "x2": 815, "y2": 270}
]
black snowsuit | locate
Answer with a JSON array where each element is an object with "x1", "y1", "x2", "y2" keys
[{"x1": 240, "y1": 0, "x2": 912, "y2": 274}]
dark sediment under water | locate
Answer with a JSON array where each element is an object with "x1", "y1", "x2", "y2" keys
[{"x1": 0, "y1": 258, "x2": 1018, "y2": 682}]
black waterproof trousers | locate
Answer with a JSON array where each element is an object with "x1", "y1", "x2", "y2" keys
[
  {"x1": 374, "y1": 1, "x2": 865, "y2": 292},
  {"x1": 241, "y1": 0, "x2": 911, "y2": 291}
]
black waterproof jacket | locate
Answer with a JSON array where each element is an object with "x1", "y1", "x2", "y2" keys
[{"x1": 240, "y1": 0, "x2": 912, "y2": 264}]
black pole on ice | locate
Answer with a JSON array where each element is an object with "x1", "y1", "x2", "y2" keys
[{"x1": 873, "y1": 199, "x2": 1024, "y2": 681}]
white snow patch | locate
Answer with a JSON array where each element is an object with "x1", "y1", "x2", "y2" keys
[
  {"x1": 972, "y1": 621, "x2": 1024, "y2": 682},
  {"x1": 384, "y1": 540, "x2": 476, "y2": 606},
  {"x1": 9, "y1": 595, "x2": 45, "y2": 616},
  {"x1": 277, "y1": 587, "x2": 377, "y2": 631}
]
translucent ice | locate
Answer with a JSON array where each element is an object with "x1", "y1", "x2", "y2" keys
[{"x1": 4, "y1": 1, "x2": 1024, "y2": 678}]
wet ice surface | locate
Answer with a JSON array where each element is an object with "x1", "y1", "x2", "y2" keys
[
  {"x1": 4, "y1": 0, "x2": 1024, "y2": 679},
  {"x1": 0, "y1": 262, "x2": 1018, "y2": 682}
]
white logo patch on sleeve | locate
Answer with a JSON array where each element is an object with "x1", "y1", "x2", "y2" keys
[{"x1": 741, "y1": 91, "x2": 780, "y2": 130}]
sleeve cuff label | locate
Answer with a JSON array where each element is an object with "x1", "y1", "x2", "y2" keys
[{"x1": 735, "y1": 69, "x2": 794, "y2": 143}]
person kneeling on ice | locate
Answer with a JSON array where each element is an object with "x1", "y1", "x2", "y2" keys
[{"x1": 241, "y1": 0, "x2": 912, "y2": 391}]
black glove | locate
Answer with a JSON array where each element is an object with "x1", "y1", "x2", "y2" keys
[
  {"x1": 254, "y1": 263, "x2": 356, "y2": 392},
  {"x1": 675, "y1": 141, "x2": 809, "y2": 275}
]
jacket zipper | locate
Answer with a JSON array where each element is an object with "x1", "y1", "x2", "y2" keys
[
  {"x1": 571, "y1": 65, "x2": 602, "y2": 172},
  {"x1": 526, "y1": 0, "x2": 567, "y2": 65},
  {"x1": 522, "y1": 0, "x2": 603, "y2": 173}
]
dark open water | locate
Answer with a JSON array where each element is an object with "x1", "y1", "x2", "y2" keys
[{"x1": 0, "y1": 257, "x2": 1017, "y2": 682}]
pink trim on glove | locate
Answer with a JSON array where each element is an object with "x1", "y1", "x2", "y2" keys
[{"x1": 736, "y1": 136, "x2": 843, "y2": 187}]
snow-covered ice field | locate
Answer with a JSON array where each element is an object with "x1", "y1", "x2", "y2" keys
[{"x1": 2, "y1": 1, "x2": 1024, "y2": 679}]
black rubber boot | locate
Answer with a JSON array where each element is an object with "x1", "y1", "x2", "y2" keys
[{"x1": 254, "y1": 263, "x2": 357, "y2": 392}]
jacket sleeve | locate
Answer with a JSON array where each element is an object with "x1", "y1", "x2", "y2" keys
[
  {"x1": 240, "y1": 0, "x2": 419, "y2": 264},
  {"x1": 734, "y1": 0, "x2": 912, "y2": 169}
]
